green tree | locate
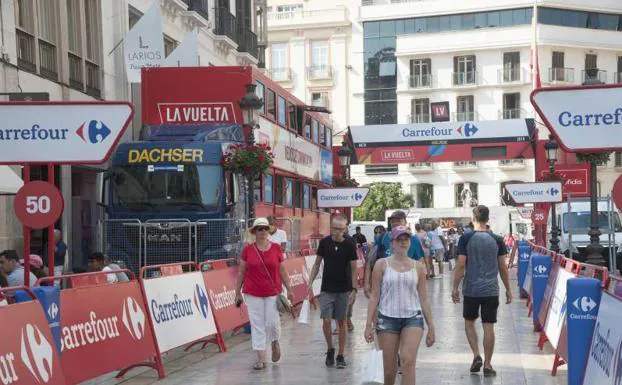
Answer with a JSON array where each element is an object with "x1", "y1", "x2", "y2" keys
[{"x1": 353, "y1": 182, "x2": 414, "y2": 221}]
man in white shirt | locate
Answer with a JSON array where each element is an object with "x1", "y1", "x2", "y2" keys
[
  {"x1": 430, "y1": 220, "x2": 448, "y2": 276},
  {"x1": 267, "y1": 216, "x2": 288, "y2": 251},
  {"x1": 88, "y1": 252, "x2": 129, "y2": 283}
]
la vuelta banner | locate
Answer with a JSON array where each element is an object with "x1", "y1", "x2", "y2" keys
[
  {"x1": 58, "y1": 282, "x2": 158, "y2": 384},
  {"x1": 202, "y1": 266, "x2": 249, "y2": 333},
  {"x1": 282, "y1": 258, "x2": 309, "y2": 305},
  {"x1": 0, "y1": 300, "x2": 67, "y2": 385}
]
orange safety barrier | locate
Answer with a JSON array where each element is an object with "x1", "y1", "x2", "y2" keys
[{"x1": 281, "y1": 256, "x2": 310, "y2": 318}]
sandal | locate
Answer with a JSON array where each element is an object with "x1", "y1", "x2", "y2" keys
[
  {"x1": 253, "y1": 362, "x2": 266, "y2": 370},
  {"x1": 347, "y1": 321, "x2": 354, "y2": 332},
  {"x1": 271, "y1": 341, "x2": 281, "y2": 362},
  {"x1": 483, "y1": 367, "x2": 497, "y2": 377},
  {"x1": 470, "y1": 356, "x2": 483, "y2": 373}
]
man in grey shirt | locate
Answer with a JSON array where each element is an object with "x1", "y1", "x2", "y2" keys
[{"x1": 451, "y1": 205, "x2": 512, "y2": 377}]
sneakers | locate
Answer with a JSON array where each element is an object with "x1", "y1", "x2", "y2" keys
[
  {"x1": 470, "y1": 356, "x2": 483, "y2": 373},
  {"x1": 325, "y1": 348, "x2": 335, "y2": 367},
  {"x1": 336, "y1": 355, "x2": 347, "y2": 369},
  {"x1": 483, "y1": 367, "x2": 497, "y2": 377}
]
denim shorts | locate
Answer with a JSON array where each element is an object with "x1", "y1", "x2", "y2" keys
[{"x1": 376, "y1": 311, "x2": 424, "y2": 333}]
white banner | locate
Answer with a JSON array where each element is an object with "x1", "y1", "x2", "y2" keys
[
  {"x1": 124, "y1": 2, "x2": 165, "y2": 83},
  {"x1": 349, "y1": 119, "x2": 531, "y2": 147},
  {"x1": 504, "y1": 182, "x2": 562, "y2": 203},
  {"x1": 163, "y1": 30, "x2": 198, "y2": 67},
  {"x1": 523, "y1": 255, "x2": 533, "y2": 293},
  {"x1": 142, "y1": 272, "x2": 217, "y2": 353},
  {"x1": 318, "y1": 188, "x2": 369, "y2": 208},
  {"x1": 304, "y1": 255, "x2": 322, "y2": 297},
  {"x1": 543, "y1": 269, "x2": 574, "y2": 349},
  {"x1": 583, "y1": 293, "x2": 622, "y2": 385}
]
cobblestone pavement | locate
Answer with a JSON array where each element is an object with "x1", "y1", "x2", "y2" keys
[{"x1": 91, "y1": 269, "x2": 567, "y2": 385}]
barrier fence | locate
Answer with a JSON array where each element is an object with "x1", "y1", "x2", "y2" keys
[{"x1": 0, "y1": 248, "x2": 367, "y2": 384}]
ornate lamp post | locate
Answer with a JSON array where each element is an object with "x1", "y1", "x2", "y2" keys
[
  {"x1": 337, "y1": 142, "x2": 352, "y2": 180},
  {"x1": 544, "y1": 135, "x2": 560, "y2": 253},
  {"x1": 238, "y1": 84, "x2": 263, "y2": 218}
]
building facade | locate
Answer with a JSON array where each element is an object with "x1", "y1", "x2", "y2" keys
[
  {"x1": 0, "y1": 0, "x2": 262, "y2": 266},
  {"x1": 350, "y1": 0, "x2": 622, "y2": 210}
]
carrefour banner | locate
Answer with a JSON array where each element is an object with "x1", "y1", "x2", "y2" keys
[{"x1": 142, "y1": 272, "x2": 218, "y2": 352}]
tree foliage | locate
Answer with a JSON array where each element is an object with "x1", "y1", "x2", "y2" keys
[
  {"x1": 353, "y1": 182, "x2": 414, "y2": 221},
  {"x1": 576, "y1": 152, "x2": 611, "y2": 166}
]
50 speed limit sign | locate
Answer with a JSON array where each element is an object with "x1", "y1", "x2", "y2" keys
[{"x1": 14, "y1": 181, "x2": 63, "y2": 229}]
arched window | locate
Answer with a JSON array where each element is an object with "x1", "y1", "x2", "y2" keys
[
  {"x1": 410, "y1": 183, "x2": 434, "y2": 208},
  {"x1": 455, "y1": 182, "x2": 478, "y2": 208}
]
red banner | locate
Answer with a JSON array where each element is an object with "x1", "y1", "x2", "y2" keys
[
  {"x1": 539, "y1": 164, "x2": 590, "y2": 198},
  {"x1": 203, "y1": 266, "x2": 249, "y2": 333},
  {"x1": 0, "y1": 300, "x2": 67, "y2": 385},
  {"x1": 59, "y1": 282, "x2": 160, "y2": 384},
  {"x1": 282, "y1": 258, "x2": 309, "y2": 305}
]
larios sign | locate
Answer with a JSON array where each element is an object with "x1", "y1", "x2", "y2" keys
[{"x1": 142, "y1": 272, "x2": 218, "y2": 353}]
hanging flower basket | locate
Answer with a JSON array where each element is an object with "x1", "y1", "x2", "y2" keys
[
  {"x1": 576, "y1": 152, "x2": 611, "y2": 166},
  {"x1": 222, "y1": 143, "x2": 274, "y2": 176},
  {"x1": 334, "y1": 176, "x2": 359, "y2": 187}
]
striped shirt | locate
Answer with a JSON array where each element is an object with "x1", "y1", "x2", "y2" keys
[{"x1": 378, "y1": 258, "x2": 422, "y2": 318}]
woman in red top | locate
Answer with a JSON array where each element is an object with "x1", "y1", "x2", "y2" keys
[{"x1": 235, "y1": 218, "x2": 294, "y2": 370}]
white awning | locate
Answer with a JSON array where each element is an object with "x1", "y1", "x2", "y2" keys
[{"x1": 0, "y1": 166, "x2": 23, "y2": 194}]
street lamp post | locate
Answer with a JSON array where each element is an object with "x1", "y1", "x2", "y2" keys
[
  {"x1": 544, "y1": 136, "x2": 560, "y2": 253},
  {"x1": 238, "y1": 84, "x2": 264, "y2": 219},
  {"x1": 337, "y1": 142, "x2": 352, "y2": 180}
]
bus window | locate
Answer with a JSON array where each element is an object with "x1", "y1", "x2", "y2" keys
[
  {"x1": 266, "y1": 89, "x2": 276, "y2": 120},
  {"x1": 293, "y1": 181, "x2": 302, "y2": 208},
  {"x1": 253, "y1": 173, "x2": 262, "y2": 202},
  {"x1": 326, "y1": 127, "x2": 332, "y2": 148},
  {"x1": 285, "y1": 178, "x2": 293, "y2": 207},
  {"x1": 303, "y1": 184, "x2": 310, "y2": 209},
  {"x1": 265, "y1": 173, "x2": 273, "y2": 204},
  {"x1": 304, "y1": 115, "x2": 312, "y2": 139},
  {"x1": 278, "y1": 96, "x2": 287, "y2": 127},
  {"x1": 311, "y1": 186, "x2": 318, "y2": 210},
  {"x1": 275, "y1": 175, "x2": 284, "y2": 205},
  {"x1": 256, "y1": 81, "x2": 265, "y2": 114},
  {"x1": 288, "y1": 103, "x2": 297, "y2": 132},
  {"x1": 312, "y1": 119, "x2": 319, "y2": 143},
  {"x1": 319, "y1": 124, "x2": 326, "y2": 146}
]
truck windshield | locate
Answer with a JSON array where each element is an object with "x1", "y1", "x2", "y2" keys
[
  {"x1": 562, "y1": 211, "x2": 622, "y2": 233},
  {"x1": 110, "y1": 164, "x2": 222, "y2": 211}
]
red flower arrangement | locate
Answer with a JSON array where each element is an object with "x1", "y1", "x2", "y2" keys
[
  {"x1": 334, "y1": 176, "x2": 359, "y2": 187},
  {"x1": 222, "y1": 143, "x2": 274, "y2": 175}
]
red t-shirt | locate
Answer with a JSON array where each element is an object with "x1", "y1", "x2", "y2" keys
[{"x1": 241, "y1": 243, "x2": 284, "y2": 297}]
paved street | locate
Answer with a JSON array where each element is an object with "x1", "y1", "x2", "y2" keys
[{"x1": 90, "y1": 269, "x2": 567, "y2": 385}]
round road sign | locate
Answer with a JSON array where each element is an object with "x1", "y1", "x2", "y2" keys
[
  {"x1": 612, "y1": 175, "x2": 622, "y2": 212},
  {"x1": 14, "y1": 181, "x2": 64, "y2": 229}
]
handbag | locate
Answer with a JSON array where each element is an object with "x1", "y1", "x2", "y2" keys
[
  {"x1": 254, "y1": 245, "x2": 292, "y2": 314},
  {"x1": 361, "y1": 347, "x2": 384, "y2": 384}
]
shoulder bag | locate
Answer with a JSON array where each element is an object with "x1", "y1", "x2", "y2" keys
[{"x1": 254, "y1": 244, "x2": 292, "y2": 314}]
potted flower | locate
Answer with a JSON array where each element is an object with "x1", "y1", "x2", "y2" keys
[
  {"x1": 222, "y1": 143, "x2": 274, "y2": 176},
  {"x1": 334, "y1": 176, "x2": 359, "y2": 187}
]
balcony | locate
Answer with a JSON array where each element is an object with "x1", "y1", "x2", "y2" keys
[
  {"x1": 267, "y1": 8, "x2": 349, "y2": 29},
  {"x1": 453, "y1": 71, "x2": 477, "y2": 86},
  {"x1": 498, "y1": 109, "x2": 524, "y2": 120},
  {"x1": 453, "y1": 161, "x2": 478, "y2": 170},
  {"x1": 616, "y1": 72, "x2": 622, "y2": 84},
  {"x1": 16, "y1": 29, "x2": 36, "y2": 73},
  {"x1": 214, "y1": 7, "x2": 238, "y2": 44},
  {"x1": 582, "y1": 68, "x2": 607, "y2": 85},
  {"x1": 409, "y1": 74, "x2": 432, "y2": 89},
  {"x1": 497, "y1": 68, "x2": 526, "y2": 84},
  {"x1": 409, "y1": 162, "x2": 433, "y2": 174},
  {"x1": 408, "y1": 114, "x2": 430, "y2": 124},
  {"x1": 452, "y1": 111, "x2": 476, "y2": 122},
  {"x1": 365, "y1": 164, "x2": 399, "y2": 175},
  {"x1": 499, "y1": 159, "x2": 525, "y2": 169},
  {"x1": 549, "y1": 67, "x2": 574, "y2": 83},
  {"x1": 269, "y1": 68, "x2": 293, "y2": 82},
  {"x1": 38, "y1": 39, "x2": 58, "y2": 81},
  {"x1": 307, "y1": 65, "x2": 333, "y2": 80},
  {"x1": 68, "y1": 53, "x2": 83, "y2": 91},
  {"x1": 237, "y1": 25, "x2": 258, "y2": 59},
  {"x1": 182, "y1": 0, "x2": 208, "y2": 21}
]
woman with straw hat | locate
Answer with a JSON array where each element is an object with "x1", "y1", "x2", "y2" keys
[{"x1": 235, "y1": 217, "x2": 295, "y2": 370}]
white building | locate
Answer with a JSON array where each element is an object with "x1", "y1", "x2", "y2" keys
[
  {"x1": 0, "y1": 0, "x2": 262, "y2": 265},
  {"x1": 268, "y1": 0, "x2": 622, "y2": 211}
]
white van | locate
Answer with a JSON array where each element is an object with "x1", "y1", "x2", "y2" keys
[{"x1": 547, "y1": 199, "x2": 622, "y2": 272}]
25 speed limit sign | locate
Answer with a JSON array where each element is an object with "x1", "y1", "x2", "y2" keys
[
  {"x1": 14, "y1": 181, "x2": 63, "y2": 229},
  {"x1": 531, "y1": 209, "x2": 547, "y2": 225}
]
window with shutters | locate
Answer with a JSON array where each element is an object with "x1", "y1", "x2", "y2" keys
[
  {"x1": 550, "y1": 51, "x2": 572, "y2": 82},
  {"x1": 410, "y1": 98, "x2": 430, "y2": 123},
  {"x1": 456, "y1": 95, "x2": 474, "y2": 121},
  {"x1": 409, "y1": 59, "x2": 431, "y2": 88},
  {"x1": 617, "y1": 57, "x2": 622, "y2": 83},
  {"x1": 502, "y1": 93, "x2": 521, "y2": 119},
  {"x1": 453, "y1": 55, "x2": 476, "y2": 85},
  {"x1": 502, "y1": 52, "x2": 520, "y2": 82}
]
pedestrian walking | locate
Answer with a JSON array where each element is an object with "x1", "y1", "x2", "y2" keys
[
  {"x1": 307, "y1": 215, "x2": 358, "y2": 369},
  {"x1": 235, "y1": 218, "x2": 295, "y2": 370},
  {"x1": 451, "y1": 205, "x2": 512, "y2": 377},
  {"x1": 364, "y1": 226, "x2": 435, "y2": 385}
]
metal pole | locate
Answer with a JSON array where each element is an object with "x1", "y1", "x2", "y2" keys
[
  {"x1": 585, "y1": 161, "x2": 606, "y2": 266},
  {"x1": 247, "y1": 125, "x2": 255, "y2": 220},
  {"x1": 47, "y1": 164, "x2": 55, "y2": 279},
  {"x1": 22, "y1": 165, "x2": 31, "y2": 288},
  {"x1": 549, "y1": 161, "x2": 560, "y2": 253}
]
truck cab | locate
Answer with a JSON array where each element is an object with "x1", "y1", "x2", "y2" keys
[{"x1": 547, "y1": 199, "x2": 622, "y2": 273}]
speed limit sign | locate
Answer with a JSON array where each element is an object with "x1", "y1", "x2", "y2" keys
[
  {"x1": 531, "y1": 209, "x2": 547, "y2": 225},
  {"x1": 14, "y1": 181, "x2": 63, "y2": 229}
]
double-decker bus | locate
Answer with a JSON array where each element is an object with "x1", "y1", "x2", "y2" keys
[{"x1": 102, "y1": 66, "x2": 333, "y2": 272}]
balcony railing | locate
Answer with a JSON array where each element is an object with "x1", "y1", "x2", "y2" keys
[
  {"x1": 85, "y1": 60, "x2": 101, "y2": 98},
  {"x1": 269, "y1": 68, "x2": 293, "y2": 82},
  {"x1": 582, "y1": 68, "x2": 607, "y2": 84},
  {"x1": 453, "y1": 111, "x2": 476, "y2": 121},
  {"x1": 409, "y1": 162, "x2": 433, "y2": 173},
  {"x1": 267, "y1": 8, "x2": 349, "y2": 23},
  {"x1": 183, "y1": 0, "x2": 208, "y2": 20},
  {"x1": 409, "y1": 74, "x2": 432, "y2": 88},
  {"x1": 453, "y1": 161, "x2": 478, "y2": 168},
  {"x1": 615, "y1": 72, "x2": 622, "y2": 84},
  {"x1": 408, "y1": 114, "x2": 430, "y2": 123},
  {"x1": 549, "y1": 67, "x2": 574, "y2": 83},
  {"x1": 68, "y1": 53, "x2": 83, "y2": 91},
  {"x1": 38, "y1": 39, "x2": 58, "y2": 81},
  {"x1": 499, "y1": 159, "x2": 525, "y2": 167},
  {"x1": 16, "y1": 29, "x2": 36, "y2": 73},
  {"x1": 499, "y1": 109, "x2": 523, "y2": 119},
  {"x1": 453, "y1": 71, "x2": 477, "y2": 86},
  {"x1": 497, "y1": 67, "x2": 523, "y2": 83},
  {"x1": 307, "y1": 65, "x2": 333, "y2": 80},
  {"x1": 237, "y1": 25, "x2": 258, "y2": 58},
  {"x1": 214, "y1": 7, "x2": 237, "y2": 43}
]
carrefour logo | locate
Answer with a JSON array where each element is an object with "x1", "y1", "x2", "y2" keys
[
  {"x1": 122, "y1": 297, "x2": 146, "y2": 341},
  {"x1": 456, "y1": 123, "x2": 478, "y2": 137},
  {"x1": 47, "y1": 303, "x2": 58, "y2": 320},
  {"x1": 20, "y1": 324, "x2": 54, "y2": 384},
  {"x1": 194, "y1": 284, "x2": 210, "y2": 320},
  {"x1": 76, "y1": 120, "x2": 111, "y2": 143}
]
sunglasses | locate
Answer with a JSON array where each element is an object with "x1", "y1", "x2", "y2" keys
[{"x1": 255, "y1": 226, "x2": 270, "y2": 232}]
